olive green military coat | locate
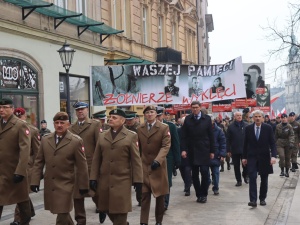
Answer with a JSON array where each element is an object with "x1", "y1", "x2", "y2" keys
[
  {"x1": 90, "y1": 127, "x2": 143, "y2": 214},
  {"x1": 137, "y1": 120, "x2": 171, "y2": 197},
  {"x1": 0, "y1": 115, "x2": 31, "y2": 205},
  {"x1": 31, "y1": 131, "x2": 89, "y2": 214},
  {"x1": 69, "y1": 118, "x2": 101, "y2": 198}
]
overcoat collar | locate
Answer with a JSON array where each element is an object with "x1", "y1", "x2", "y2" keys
[
  {"x1": 104, "y1": 126, "x2": 128, "y2": 144},
  {"x1": 70, "y1": 118, "x2": 92, "y2": 134},
  {"x1": 139, "y1": 120, "x2": 161, "y2": 138},
  {"x1": 47, "y1": 130, "x2": 73, "y2": 151},
  {"x1": 0, "y1": 115, "x2": 18, "y2": 134}
]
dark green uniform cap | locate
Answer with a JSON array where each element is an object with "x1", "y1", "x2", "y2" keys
[
  {"x1": 93, "y1": 110, "x2": 107, "y2": 120},
  {"x1": 125, "y1": 111, "x2": 137, "y2": 120},
  {"x1": 109, "y1": 108, "x2": 126, "y2": 118},
  {"x1": 0, "y1": 97, "x2": 13, "y2": 105},
  {"x1": 93, "y1": 110, "x2": 107, "y2": 119}
]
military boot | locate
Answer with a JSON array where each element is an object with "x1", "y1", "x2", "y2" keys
[
  {"x1": 280, "y1": 167, "x2": 284, "y2": 177},
  {"x1": 285, "y1": 167, "x2": 289, "y2": 177},
  {"x1": 291, "y1": 163, "x2": 296, "y2": 172}
]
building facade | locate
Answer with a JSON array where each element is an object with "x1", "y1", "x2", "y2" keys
[{"x1": 0, "y1": 0, "x2": 210, "y2": 128}]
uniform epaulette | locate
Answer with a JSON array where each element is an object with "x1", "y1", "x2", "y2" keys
[
  {"x1": 161, "y1": 122, "x2": 168, "y2": 127},
  {"x1": 127, "y1": 129, "x2": 137, "y2": 135},
  {"x1": 71, "y1": 133, "x2": 82, "y2": 140},
  {"x1": 28, "y1": 123, "x2": 39, "y2": 132},
  {"x1": 43, "y1": 133, "x2": 51, "y2": 137}
]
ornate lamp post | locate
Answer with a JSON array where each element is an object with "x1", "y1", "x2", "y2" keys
[{"x1": 57, "y1": 41, "x2": 75, "y2": 122}]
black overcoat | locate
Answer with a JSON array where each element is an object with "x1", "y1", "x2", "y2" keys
[
  {"x1": 243, "y1": 123, "x2": 277, "y2": 175},
  {"x1": 181, "y1": 113, "x2": 214, "y2": 166}
]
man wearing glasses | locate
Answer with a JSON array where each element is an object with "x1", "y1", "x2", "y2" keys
[
  {"x1": 257, "y1": 86, "x2": 270, "y2": 107},
  {"x1": 0, "y1": 98, "x2": 32, "y2": 225}
]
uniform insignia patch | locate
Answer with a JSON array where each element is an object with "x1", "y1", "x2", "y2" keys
[
  {"x1": 100, "y1": 128, "x2": 103, "y2": 133},
  {"x1": 168, "y1": 131, "x2": 170, "y2": 136},
  {"x1": 81, "y1": 146, "x2": 85, "y2": 152},
  {"x1": 38, "y1": 135, "x2": 41, "y2": 140},
  {"x1": 26, "y1": 129, "x2": 30, "y2": 135},
  {"x1": 114, "y1": 109, "x2": 117, "y2": 113},
  {"x1": 136, "y1": 141, "x2": 139, "y2": 147}
]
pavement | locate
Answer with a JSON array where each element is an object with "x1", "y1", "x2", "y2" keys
[{"x1": 1, "y1": 160, "x2": 300, "y2": 225}]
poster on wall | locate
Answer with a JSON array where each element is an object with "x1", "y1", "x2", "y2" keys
[{"x1": 91, "y1": 57, "x2": 246, "y2": 106}]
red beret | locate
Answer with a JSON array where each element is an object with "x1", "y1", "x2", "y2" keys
[{"x1": 14, "y1": 108, "x2": 26, "y2": 117}]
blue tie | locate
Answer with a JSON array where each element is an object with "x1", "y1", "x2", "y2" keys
[
  {"x1": 256, "y1": 127, "x2": 260, "y2": 140},
  {"x1": 194, "y1": 115, "x2": 198, "y2": 120}
]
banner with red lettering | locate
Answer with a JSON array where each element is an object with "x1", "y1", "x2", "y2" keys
[{"x1": 91, "y1": 57, "x2": 245, "y2": 106}]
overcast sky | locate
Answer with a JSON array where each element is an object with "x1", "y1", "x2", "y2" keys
[{"x1": 208, "y1": 0, "x2": 295, "y2": 87}]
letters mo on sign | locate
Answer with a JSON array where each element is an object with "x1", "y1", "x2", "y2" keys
[
  {"x1": 91, "y1": 57, "x2": 245, "y2": 106},
  {"x1": 0, "y1": 58, "x2": 37, "y2": 90}
]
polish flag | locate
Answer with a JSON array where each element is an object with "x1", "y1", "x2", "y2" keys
[
  {"x1": 281, "y1": 107, "x2": 286, "y2": 114},
  {"x1": 271, "y1": 108, "x2": 275, "y2": 119},
  {"x1": 277, "y1": 109, "x2": 281, "y2": 117},
  {"x1": 271, "y1": 90, "x2": 285, "y2": 104},
  {"x1": 218, "y1": 112, "x2": 223, "y2": 120}
]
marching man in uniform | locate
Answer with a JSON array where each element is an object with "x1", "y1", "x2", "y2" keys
[
  {"x1": 0, "y1": 98, "x2": 32, "y2": 225},
  {"x1": 30, "y1": 112, "x2": 89, "y2": 225},
  {"x1": 90, "y1": 109, "x2": 143, "y2": 225}
]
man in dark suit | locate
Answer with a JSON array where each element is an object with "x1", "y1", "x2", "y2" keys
[
  {"x1": 164, "y1": 75, "x2": 179, "y2": 96},
  {"x1": 181, "y1": 101, "x2": 215, "y2": 203},
  {"x1": 242, "y1": 110, "x2": 277, "y2": 207}
]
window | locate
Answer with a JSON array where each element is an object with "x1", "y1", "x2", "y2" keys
[
  {"x1": 158, "y1": 16, "x2": 163, "y2": 47},
  {"x1": 0, "y1": 57, "x2": 39, "y2": 126},
  {"x1": 142, "y1": 7, "x2": 148, "y2": 44},
  {"x1": 55, "y1": 0, "x2": 67, "y2": 8},
  {"x1": 113, "y1": 0, "x2": 121, "y2": 30},
  {"x1": 59, "y1": 74, "x2": 89, "y2": 122},
  {"x1": 76, "y1": 0, "x2": 86, "y2": 15},
  {"x1": 122, "y1": 0, "x2": 131, "y2": 37},
  {"x1": 171, "y1": 23, "x2": 177, "y2": 49}
]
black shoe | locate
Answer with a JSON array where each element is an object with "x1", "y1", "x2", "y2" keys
[
  {"x1": 213, "y1": 190, "x2": 219, "y2": 195},
  {"x1": 235, "y1": 181, "x2": 242, "y2": 186},
  {"x1": 156, "y1": 223, "x2": 162, "y2": 225},
  {"x1": 140, "y1": 224, "x2": 148, "y2": 225},
  {"x1": 138, "y1": 201, "x2": 141, "y2": 206},
  {"x1": 99, "y1": 212, "x2": 106, "y2": 223},
  {"x1": 220, "y1": 168, "x2": 224, "y2": 172},
  {"x1": 285, "y1": 172, "x2": 289, "y2": 177},
  {"x1": 280, "y1": 171, "x2": 284, "y2": 176},
  {"x1": 10, "y1": 222, "x2": 20, "y2": 225},
  {"x1": 243, "y1": 176, "x2": 249, "y2": 184},
  {"x1": 197, "y1": 197, "x2": 207, "y2": 203},
  {"x1": 248, "y1": 201, "x2": 257, "y2": 207},
  {"x1": 291, "y1": 167, "x2": 296, "y2": 172},
  {"x1": 260, "y1": 200, "x2": 266, "y2": 206},
  {"x1": 227, "y1": 164, "x2": 231, "y2": 170},
  {"x1": 295, "y1": 163, "x2": 299, "y2": 169},
  {"x1": 185, "y1": 190, "x2": 190, "y2": 196}
]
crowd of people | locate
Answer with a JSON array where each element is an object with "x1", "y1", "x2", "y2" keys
[{"x1": 0, "y1": 97, "x2": 299, "y2": 225}]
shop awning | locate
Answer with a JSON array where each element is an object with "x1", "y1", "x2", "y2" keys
[
  {"x1": 4, "y1": 0, "x2": 123, "y2": 43},
  {"x1": 105, "y1": 57, "x2": 154, "y2": 65}
]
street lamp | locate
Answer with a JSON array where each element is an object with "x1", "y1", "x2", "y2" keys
[{"x1": 58, "y1": 41, "x2": 75, "y2": 122}]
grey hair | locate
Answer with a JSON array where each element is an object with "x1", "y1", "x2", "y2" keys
[
  {"x1": 252, "y1": 109, "x2": 264, "y2": 117},
  {"x1": 234, "y1": 111, "x2": 242, "y2": 116}
]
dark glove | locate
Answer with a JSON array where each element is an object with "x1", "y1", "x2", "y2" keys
[
  {"x1": 90, "y1": 180, "x2": 98, "y2": 192},
  {"x1": 30, "y1": 185, "x2": 40, "y2": 193},
  {"x1": 133, "y1": 182, "x2": 142, "y2": 190},
  {"x1": 13, "y1": 174, "x2": 24, "y2": 183},
  {"x1": 172, "y1": 166, "x2": 178, "y2": 176},
  {"x1": 151, "y1": 160, "x2": 160, "y2": 170},
  {"x1": 79, "y1": 189, "x2": 89, "y2": 195},
  {"x1": 174, "y1": 162, "x2": 181, "y2": 169}
]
